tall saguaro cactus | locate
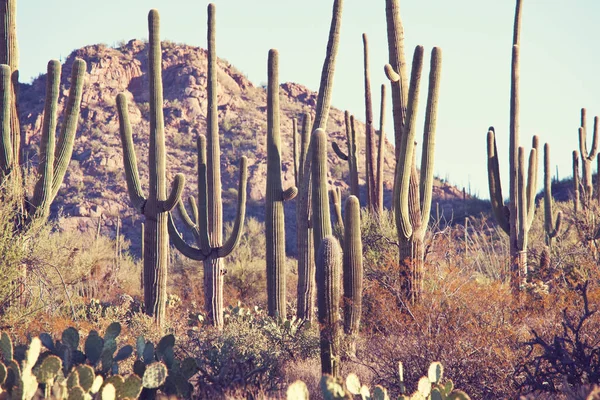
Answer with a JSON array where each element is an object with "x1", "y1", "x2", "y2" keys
[
  {"x1": 387, "y1": 46, "x2": 442, "y2": 303},
  {"x1": 376, "y1": 84, "x2": 387, "y2": 215},
  {"x1": 116, "y1": 9, "x2": 185, "y2": 326},
  {"x1": 265, "y1": 49, "x2": 298, "y2": 320},
  {"x1": 486, "y1": 0, "x2": 541, "y2": 294},
  {"x1": 343, "y1": 195, "x2": 362, "y2": 355},
  {"x1": 296, "y1": 113, "x2": 315, "y2": 321},
  {"x1": 296, "y1": 0, "x2": 343, "y2": 321},
  {"x1": 312, "y1": 129, "x2": 333, "y2": 259},
  {"x1": 168, "y1": 4, "x2": 249, "y2": 329},
  {"x1": 316, "y1": 235, "x2": 341, "y2": 377},
  {"x1": 362, "y1": 33, "x2": 377, "y2": 211},
  {"x1": 543, "y1": 143, "x2": 561, "y2": 247},
  {"x1": 578, "y1": 108, "x2": 599, "y2": 207},
  {"x1": 573, "y1": 150, "x2": 580, "y2": 214},
  {"x1": 0, "y1": 59, "x2": 85, "y2": 225}
]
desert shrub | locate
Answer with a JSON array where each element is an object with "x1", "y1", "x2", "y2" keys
[
  {"x1": 516, "y1": 282, "x2": 600, "y2": 393},
  {"x1": 189, "y1": 305, "x2": 318, "y2": 398}
]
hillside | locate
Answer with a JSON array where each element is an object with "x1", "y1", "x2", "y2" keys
[{"x1": 17, "y1": 39, "x2": 466, "y2": 253}]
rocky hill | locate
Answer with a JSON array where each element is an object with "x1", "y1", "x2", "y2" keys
[{"x1": 17, "y1": 39, "x2": 466, "y2": 254}]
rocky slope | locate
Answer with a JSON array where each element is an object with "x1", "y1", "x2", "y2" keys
[{"x1": 18, "y1": 40, "x2": 465, "y2": 253}]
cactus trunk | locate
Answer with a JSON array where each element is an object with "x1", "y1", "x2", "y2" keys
[
  {"x1": 343, "y1": 196, "x2": 362, "y2": 355},
  {"x1": 296, "y1": 113, "x2": 315, "y2": 321},
  {"x1": 266, "y1": 49, "x2": 297, "y2": 321},
  {"x1": 362, "y1": 34, "x2": 377, "y2": 212},
  {"x1": 316, "y1": 235, "x2": 341, "y2": 377},
  {"x1": 117, "y1": 10, "x2": 184, "y2": 327}
]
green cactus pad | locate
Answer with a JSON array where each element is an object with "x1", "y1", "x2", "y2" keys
[
  {"x1": 0, "y1": 332, "x2": 13, "y2": 361},
  {"x1": 417, "y1": 376, "x2": 431, "y2": 397},
  {"x1": 76, "y1": 365, "x2": 95, "y2": 391},
  {"x1": 118, "y1": 374, "x2": 142, "y2": 399},
  {"x1": 38, "y1": 355, "x2": 62, "y2": 383},
  {"x1": 66, "y1": 369, "x2": 80, "y2": 389},
  {"x1": 431, "y1": 388, "x2": 444, "y2": 400},
  {"x1": 84, "y1": 331, "x2": 103, "y2": 365},
  {"x1": 142, "y1": 362, "x2": 167, "y2": 389},
  {"x1": 156, "y1": 335, "x2": 175, "y2": 359},
  {"x1": 104, "y1": 375, "x2": 124, "y2": 393},
  {"x1": 286, "y1": 380, "x2": 309, "y2": 400},
  {"x1": 135, "y1": 336, "x2": 145, "y2": 359},
  {"x1": 142, "y1": 342, "x2": 154, "y2": 364},
  {"x1": 447, "y1": 390, "x2": 471, "y2": 400},
  {"x1": 133, "y1": 360, "x2": 146, "y2": 377},
  {"x1": 372, "y1": 385, "x2": 389, "y2": 400},
  {"x1": 39, "y1": 333, "x2": 55, "y2": 352},
  {"x1": 114, "y1": 345, "x2": 133, "y2": 363},
  {"x1": 61, "y1": 328, "x2": 80, "y2": 350},
  {"x1": 104, "y1": 323, "x2": 121, "y2": 342},
  {"x1": 67, "y1": 385, "x2": 86, "y2": 400}
]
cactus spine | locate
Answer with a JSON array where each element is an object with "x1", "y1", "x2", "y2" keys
[
  {"x1": 332, "y1": 112, "x2": 359, "y2": 198},
  {"x1": 343, "y1": 195, "x2": 362, "y2": 355},
  {"x1": 316, "y1": 235, "x2": 341, "y2": 377},
  {"x1": 486, "y1": 0, "x2": 539, "y2": 294},
  {"x1": 296, "y1": 0, "x2": 343, "y2": 321},
  {"x1": 116, "y1": 9, "x2": 185, "y2": 326},
  {"x1": 387, "y1": 46, "x2": 442, "y2": 303},
  {"x1": 265, "y1": 49, "x2": 298, "y2": 320},
  {"x1": 296, "y1": 113, "x2": 315, "y2": 321},
  {"x1": 578, "y1": 108, "x2": 598, "y2": 206},
  {"x1": 543, "y1": 143, "x2": 561, "y2": 247}
]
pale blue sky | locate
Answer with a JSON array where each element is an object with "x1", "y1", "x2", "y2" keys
[{"x1": 17, "y1": 1, "x2": 600, "y2": 198}]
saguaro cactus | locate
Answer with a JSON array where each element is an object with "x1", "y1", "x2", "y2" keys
[
  {"x1": 486, "y1": 0, "x2": 540, "y2": 294},
  {"x1": 316, "y1": 235, "x2": 341, "y2": 377},
  {"x1": 573, "y1": 150, "x2": 580, "y2": 214},
  {"x1": 543, "y1": 143, "x2": 561, "y2": 247},
  {"x1": 296, "y1": 0, "x2": 343, "y2": 321},
  {"x1": 387, "y1": 46, "x2": 442, "y2": 303},
  {"x1": 265, "y1": 49, "x2": 298, "y2": 320},
  {"x1": 578, "y1": 108, "x2": 598, "y2": 206},
  {"x1": 168, "y1": 135, "x2": 247, "y2": 327},
  {"x1": 376, "y1": 84, "x2": 387, "y2": 215},
  {"x1": 343, "y1": 195, "x2": 362, "y2": 355},
  {"x1": 0, "y1": 58, "x2": 85, "y2": 224},
  {"x1": 296, "y1": 113, "x2": 315, "y2": 321},
  {"x1": 116, "y1": 9, "x2": 185, "y2": 326},
  {"x1": 332, "y1": 112, "x2": 359, "y2": 198},
  {"x1": 167, "y1": 3, "x2": 249, "y2": 329},
  {"x1": 312, "y1": 129, "x2": 333, "y2": 258},
  {"x1": 0, "y1": 0, "x2": 20, "y2": 171},
  {"x1": 362, "y1": 33, "x2": 377, "y2": 211}
]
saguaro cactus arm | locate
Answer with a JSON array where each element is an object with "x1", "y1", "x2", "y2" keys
[
  {"x1": 418, "y1": 47, "x2": 441, "y2": 228},
  {"x1": 392, "y1": 45, "x2": 424, "y2": 240},
  {"x1": 117, "y1": 93, "x2": 147, "y2": 213},
  {"x1": 487, "y1": 129, "x2": 510, "y2": 234},
  {"x1": 544, "y1": 143, "x2": 562, "y2": 243},
  {"x1": 0, "y1": 64, "x2": 11, "y2": 175},
  {"x1": 169, "y1": 156, "x2": 247, "y2": 260}
]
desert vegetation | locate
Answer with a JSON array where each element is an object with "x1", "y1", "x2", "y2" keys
[{"x1": 0, "y1": 0, "x2": 598, "y2": 399}]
